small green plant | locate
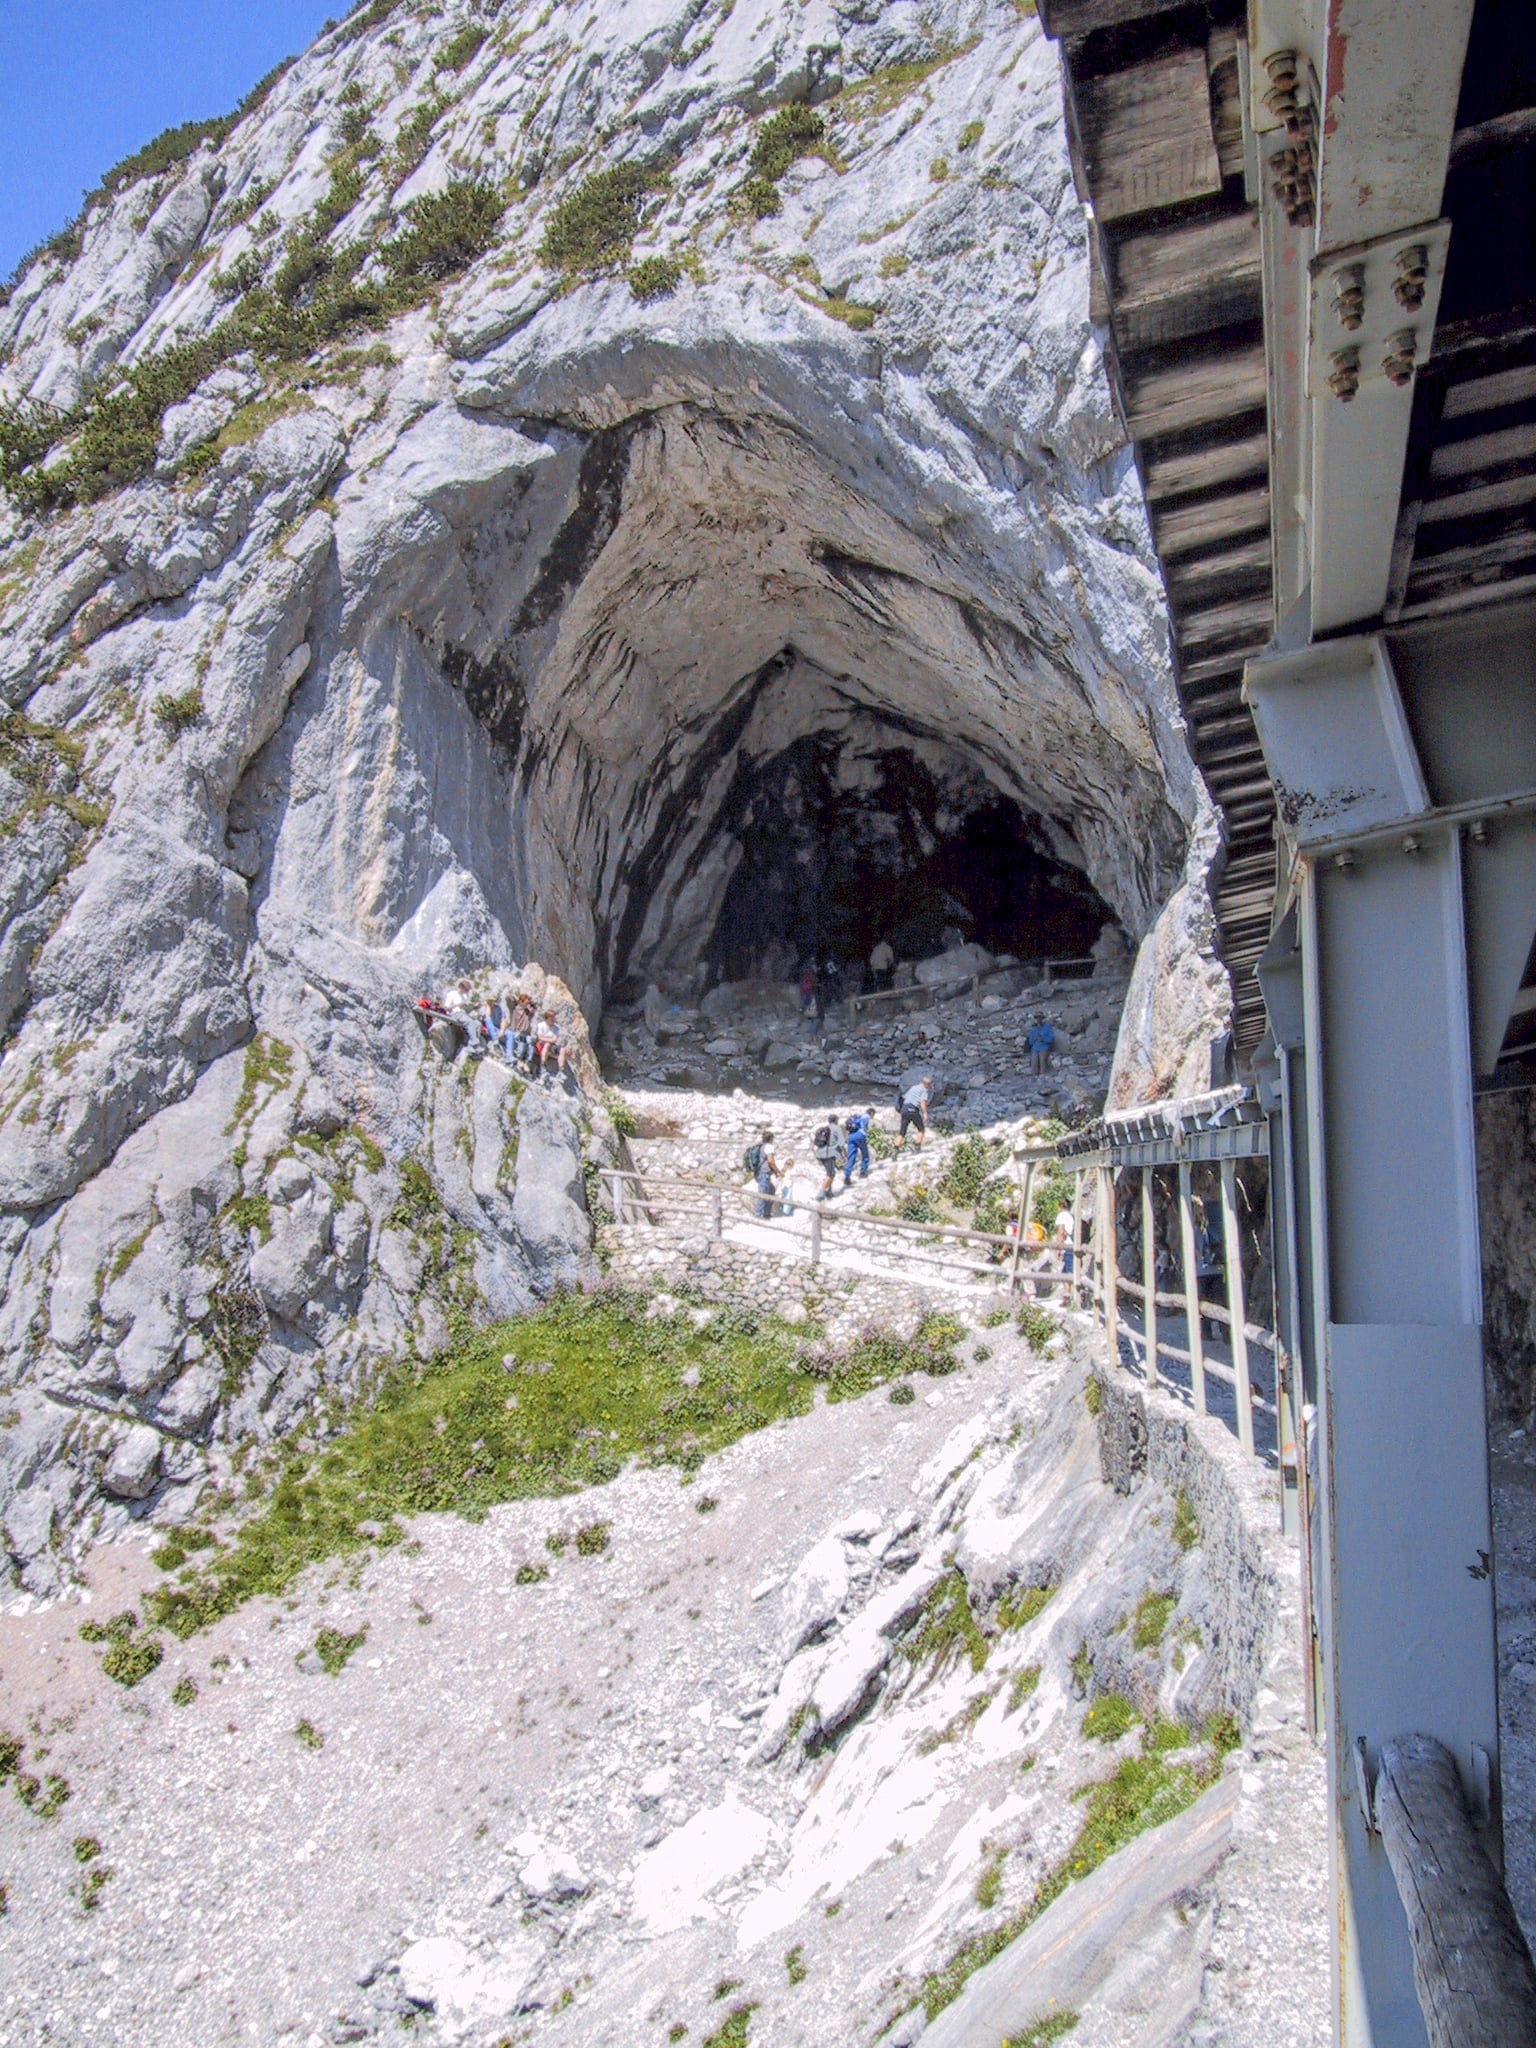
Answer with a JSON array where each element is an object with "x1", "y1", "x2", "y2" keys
[
  {"x1": 541, "y1": 162, "x2": 669, "y2": 273},
  {"x1": 1084, "y1": 1377, "x2": 1102, "y2": 1417},
  {"x1": 982, "y1": 1305, "x2": 1010, "y2": 1329},
  {"x1": 1171, "y1": 1491, "x2": 1199, "y2": 1552},
  {"x1": 1004, "y1": 2016, "x2": 1079, "y2": 2047},
  {"x1": 1082, "y1": 1694, "x2": 1136, "y2": 1743},
  {"x1": 813, "y1": 294, "x2": 877, "y2": 331},
  {"x1": 1069, "y1": 1644, "x2": 1092, "y2": 1695},
  {"x1": 916, "y1": 1311, "x2": 964, "y2": 1348},
  {"x1": 929, "y1": 157, "x2": 950, "y2": 181},
  {"x1": 82, "y1": 1610, "x2": 163, "y2": 1687},
  {"x1": 1205, "y1": 1709, "x2": 1242, "y2": 1754},
  {"x1": 311, "y1": 1625, "x2": 367, "y2": 1676},
  {"x1": 958, "y1": 120, "x2": 985, "y2": 151},
  {"x1": 1007, "y1": 1664, "x2": 1041, "y2": 1713},
  {"x1": 1132, "y1": 1591, "x2": 1176, "y2": 1652},
  {"x1": 905, "y1": 1569, "x2": 989, "y2": 1678},
  {"x1": 76, "y1": 1865, "x2": 113, "y2": 1913},
  {"x1": 604, "y1": 1089, "x2": 638, "y2": 1139},
  {"x1": 575, "y1": 1520, "x2": 611, "y2": 1556},
  {"x1": 152, "y1": 686, "x2": 205, "y2": 737},
  {"x1": 899, "y1": 1185, "x2": 938, "y2": 1223},
  {"x1": 629, "y1": 255, "x2": 682, "y2": 301},
  {"x1": 515, "y1": 1561, "x2": 549, "y2": 1585},
  {"x1": 1016, "y1": 1304, "x2": 1055, "y2": 1350},
  {"x1": 713, "y1": 1980, "x2": 741, "y2": 2002},
  {"x1": 171, "y1": 1675, "x2": 198, "y2": 1706},
  {"x1": 889, "y1": 1381, "x2": 916, "y2": 1406},
  {"x1": 696, "y1": 1495, "x2": 718, "y2": 1514},
  {"x1": 784, "y1": 1944, "x2": 806, "y2": 1985},
  {"x1": 0, "y1": 1732, "x2": 22, "y2": 1781},
  {"x1": 14, "y1": 1772, "x2": 71, "y2": 1819},
  {"x1": 997, "y1": 1582, "x2": 1056, "y2": 1631},
  {"x1": 975, "y1": 1847, "x2": 1007, "y2": 1907},
  {"x1": 879, "y1": 250, "x2": 909, "y2": 278},
  {"x1": 72, "y1": 1835, "x2": 102, "y2": 1864},
  {"x1": 668, "y1": 2028, "x2": 688, "y2": 2044},
  {"x1": 294, "y1": 1718, "x2": 323, "y2": 1751},
  {"x1": 702, "y1": 2005, "x2": 757, "y2": 2048}
]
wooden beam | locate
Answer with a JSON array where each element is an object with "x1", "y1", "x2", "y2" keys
[
  {"x1": 1448, "y1": 104, "x2": 1536, "y2": 170},
  {"x1": 1418, "y1": 470, "x2": 1536, "y2": 526},
  {"x1": 1142, "y1": 430, "x2": 1268, "y2": 501},
  {"x1": 1039, "y1": 0, "x2": 1183, "y2": 41},
  {"x1": 1178, "y1": 1162, "x2": 1206, "y2": 1414},
  {"x1": 1375, "y1": 1734, "x2": 1536, "y2": 2047},
  {"x1": 1429, "y1": 420, "x2": 1536, "y2": 482},
  {"x1": 1077, "y1": 48, "x2": 1223, "y2": 224},
  {"x1": 1124, "y1": 341, "x2": 1268, "y2": 440},
  {"x1": 1165, "y1": 536, "x2": 1272, "y2": 596},
  {"x1": 1177, "y1": 591, "x2": 1274, "y2": 648},
  {"x1": 1442, "y1": 362, "x2": 1536, "y2": 419}
]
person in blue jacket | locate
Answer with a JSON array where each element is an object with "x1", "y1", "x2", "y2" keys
[
  {"x1": 844, "y1": 1108, "x2": 873, "y2": 1186},
  {"x1": 1026, "y1": 1015, "x2": 1056, "y2": 1074}
]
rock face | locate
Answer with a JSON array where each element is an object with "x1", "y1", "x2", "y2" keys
[{"x1": 0, "y1": 0, "x2": 1229, "y2": 1586}]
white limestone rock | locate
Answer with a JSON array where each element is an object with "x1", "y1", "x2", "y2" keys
[{"x1": 102, "y1": 1423, "x2": 162, "y2": 1500}]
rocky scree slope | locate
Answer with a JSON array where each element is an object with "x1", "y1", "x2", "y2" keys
[
  {"x1": 0, "y1": 1327, "x2": 1324, "y2": 2048},
  {"x1": 0, "y1": 0, "x2": 1227, "y2": 1588}
]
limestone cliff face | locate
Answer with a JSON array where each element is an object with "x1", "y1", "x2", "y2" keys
[{"x1": 0, "y1": 0, "x2": 1227, "y2": 1585}]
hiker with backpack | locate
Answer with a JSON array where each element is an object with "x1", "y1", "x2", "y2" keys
[
  {"x1": 844, "y1": 1108, "x2": 873, "y2": 1186},
  {"x1": 895, "y1": 1076, "x2": 931, "y2": 1151},
  {"x1": 813, "y1": 1117, "x2": 844, "y2": 1201},
  {"x1": 744, "y1": 1129, "x2": 780, "y2": 1219}
]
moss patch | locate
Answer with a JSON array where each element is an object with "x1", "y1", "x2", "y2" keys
[
  {"x1": 1081, "y1": 1693, "x2": 1136, "y2": 1743},
  {"x1": 904, "y1": 1569, "x2": 989, "y2": 1679},
  {"x1": 1131, "y1": 1591, "x2": 1176, "y2": 1652},
  {"x1": 310, "y1": 1625, "x2": 367, "y2": 1676}
]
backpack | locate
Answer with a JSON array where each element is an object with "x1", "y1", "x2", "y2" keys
[
  {"x1": 893, "y1": 1088, "x2": 906, "y2": 1115},
  {"x1": 813, "y1": 1126, "x2": 830, "y2": 1150},
  {"x1": 744, "y1": 1143, "x2": 762, "y2": 1178}
]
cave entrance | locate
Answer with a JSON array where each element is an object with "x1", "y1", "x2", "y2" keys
[{"x1": 628, "y1": 730, "x2": 1116, "y2": 994}]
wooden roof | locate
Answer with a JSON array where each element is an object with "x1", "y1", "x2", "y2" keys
[{"x1": 1041, "y1": 0, "x2": 1536, "y2": 1060}]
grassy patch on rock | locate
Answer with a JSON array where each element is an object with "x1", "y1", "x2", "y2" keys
[{"x1": 147, "y1": 1288, "x2": 933, "y2": 1637}]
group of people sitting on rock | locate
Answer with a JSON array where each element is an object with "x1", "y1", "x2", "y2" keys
[
  {"x1": 744, "y1": 1077, "x2": 933, "y2": 1218},
  {"x1": 415, "y1": 978, "x2": 572, "y2": 1084}
]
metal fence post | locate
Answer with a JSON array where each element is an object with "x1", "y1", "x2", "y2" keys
[
  {"x1": 1178, "y1": 1161, "x2": 1206, "y2": 1415},
  {"x1": 1142, "y1": 1166, "x2": 1159, "y2": 1388},
  {"x1": 1220, "y1": 1157, "x2": 1254, "y2": 1455}
]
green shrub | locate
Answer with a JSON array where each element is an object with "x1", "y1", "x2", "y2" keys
[
  {"x1": 958, "y1": 120, "x2": 985, "y2": 151},
  {"x1": 628, "y1": 254, "x2": 682, "y2": 301},
  {"x1": 784, "y1": 1945, "x2": 807, "y2": 1985},
  {"x1": 574, "y1": 1519, "x2": 610, "y2": 1556},
  {"x1": 514, "y1": 1561, "x2": 549, "y2": 1585},
  {"x1": 1016, "y1": 1303, "x2": 1055, "y2": 1349},
  {"x1": 899, "y1": 1184, "x2": 938, "y2": 1223},
  {"x1": 152, "y1": 686, "x2": 204, "y2": 737},
  {"x1": 1007, "y1": 1664, "x2": 1041, "y2": 1712},
  {"x1": 929, "y1": 156, "x2": 950, "y2": 181},
  {"x1": 939, "y1": 1134, "x2": 1003, "y2": 1205},
  {"x1": 1084, "y1": 1376, "x2": 1101, "y2": 1416},
  {"x1": 751, "y1": 105, "x2": 825, "y2": 180},
  {"x1": 436, "y1": 23, "x2": 488, "y2": 71},
  {"x1": 738, "y1": 176, "x2": 781, "y2": 219},
  {"x1": 904, "y1": 1569, "x2": 989, "y2": 1677},
  {"x1": 383, "y1": 178, "x2": 504, "y2": 283},
  {"x1": 702, "y1": 2002, "x2": 758, "y2": 2048},
  {"x1": 1171, "y1": 1490, "x2": 1199, "y2": 1552},
  {"x1": 294, "y1": 1718, "x2": 324, "y2": 1750},
  {"x1": 604, "y1": 1089, "x2": 638, "y2": 1139},
  {"x1": 889, "y1": 1381, "x2": 915, "y2": 1405},
  {"x1": 997, "y1": 1581, "x2": 1055, "y2": 1630},
  {"x1": 540, "y1": 162, "x2": 669, "y2": 272},
  {"x1": 103, "y1": 1630, "x2": 163, "y2": 1688},
  {"x1": 1031, "y1": 1161, "x2": 1075, "y2": 1233},
  {"x1": 171, "y1": 1676, "x2": 198, "y2": 1706}
]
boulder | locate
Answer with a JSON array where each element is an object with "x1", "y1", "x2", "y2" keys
[
  {"x1": 510, "y1": 1092, "x2": 591, "y2": 1284},
  {"x1": 103, "y1": 1424, "x2": 162, "y2": 1500}
]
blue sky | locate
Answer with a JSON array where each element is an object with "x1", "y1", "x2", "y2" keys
[{"x1": 0, "y1": 2, "x2": 339, "y2": 278}]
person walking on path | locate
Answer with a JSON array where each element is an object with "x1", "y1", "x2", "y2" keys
[
  {"x1": 895, "y1": 1076, "x2": 931, "y2": 1152},
  {"x1": 869, "y1": 937, "x2": 894, "y2": 988},
  {"x1": 1026, "y1": 1015, "x2": 1056, "y2": 1075},
  {"x1": 746, "y1": 1129, "x2": 780, "y2": 1219},
  {"x1": 814, "y1": 1118, "x2": 844, "y2": 1201},
  {"x1": 843, "y1": 1108, "x2": 873, "y2": 1187}
]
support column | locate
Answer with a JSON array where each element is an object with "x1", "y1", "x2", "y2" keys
[
  {"x1": 1100, "y1": 1166, "x2": 1119, "y2": 1359},
  {"x1": 1070, "y1": 1172, "x2": 1084, "y2": 1309},
  {"x1": 1178, "y1": 1162, "x2": 1206, "y2": 1415},
  {"x1": 1142, "y1": 1168, "x2": 1159, "y2": 1387}
]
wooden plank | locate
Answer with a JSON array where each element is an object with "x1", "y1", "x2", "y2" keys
[
  {"x1": 1207, "y1": 28, "x2": 1244, "y2": 179},
  {"x1": 1078, "y1": 49, "x2": 1223, "y2": 224},
  {"x1": 1442, "y1": 362, "x2": 1536, "y2": 420},
  {"x1": 1142, "y1": 430, "x2": 1268, "y2": 501},
  {"x1": 1124, "y1": 341, "x2": 1268, "y2": 440},
  {"x1": 1375, "y1": 1734, "x2": 1536, "y2": 2047},
  {"x1": 1165, "y1": 535, "x2": 1272, "y2": 596},
  {"x1": 1177, "y1": 591, "x2": 1274, "y2": 648},
  {"x1": 1040, "y1": 0, "x2": 1194, "y2": 45},
  {"x1": 1429, "y1": 420, "x2": 1536, "y2": 481},
  {"x1": 1220, "y1": 1157, "x2": 1254, "y2": 1455},
  {"x1": 1419, "y1": 471, "x2": 1536, "y2": 526},
  {"x1": 1110, "y1": 207, "x2": 1262, "y2": 351},
  {"x1": 1154, "y1": 484, "x2": 1270, "y2": 557}
]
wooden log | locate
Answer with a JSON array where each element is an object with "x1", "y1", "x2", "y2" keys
[
  {"x1": 1109, "y1": 206, "x2": 1262, "y2": 352},
  {"x1": 1154, "y1": 483, "x2": 1271, "y2": 559},
  {"x1": 1375, "y1": 1734, "x2": 1536, "y2": 2047},
  {"x1": 1123, "y1": 339, "x2": 1267, "y2": 441}
]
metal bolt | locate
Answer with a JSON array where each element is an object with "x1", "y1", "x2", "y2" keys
[
  {"x1": 1402, "y1": 834, "x2": 1421, "y2": 855},
  {"x1": 1333, "y1": 263, "x2": 1366, "y2": 330},
  {"x1": 1334, "y1": 849, "x2": 1356, "y2": 871},
  {"x1": 1393, "y1": 244, "x2": 1429, "y2": 311},
  {"x1": 1328, "y1": 347, "x2": 1361, "y2": 401},
  {"x1": 1382, "y1": 329, "x2": 1418, "y2": 387},
  {"x1": 1469, "y1": 818, "x2": 1488, "y2": 844}
]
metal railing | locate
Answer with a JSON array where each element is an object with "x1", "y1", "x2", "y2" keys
[{"x1": 845, "y1": 952, "x2": 1099, "y2": 1019}]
